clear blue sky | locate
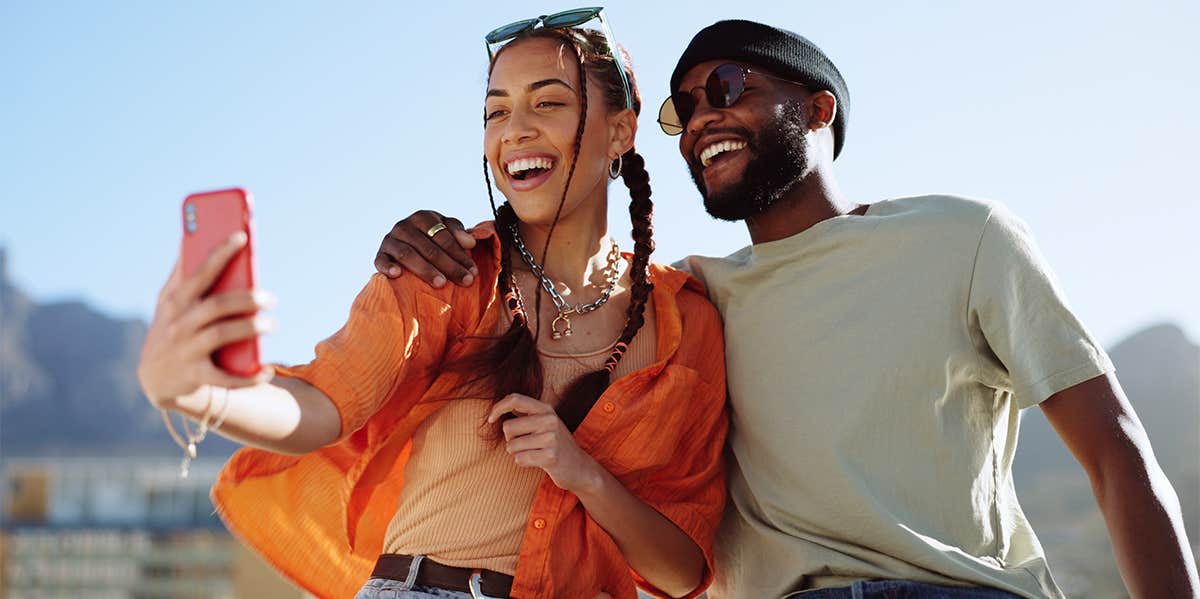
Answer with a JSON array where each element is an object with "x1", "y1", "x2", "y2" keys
[{"x1": 2, "y1": 0, "x2": 1197, "y2": 365}]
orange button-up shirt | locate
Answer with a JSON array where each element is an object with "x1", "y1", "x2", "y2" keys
[{"x1": 211, "y1": 226, "x2": 728, "y2": 599}]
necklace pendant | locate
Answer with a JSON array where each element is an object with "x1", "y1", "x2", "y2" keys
[
  {"x1": 551, "y1": 310, "x2": 573, "y2": 341},
  {"x1": 180, "y1": 456, "x2": 191, "y2": 479}
]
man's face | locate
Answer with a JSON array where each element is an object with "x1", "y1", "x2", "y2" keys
[{"x1": 675, "y1": 60, "x2": 812, "y2": 222}]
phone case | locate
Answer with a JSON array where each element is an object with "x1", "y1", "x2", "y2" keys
[{"x1": 180, "y1": 188, "x2": 262, "y2": 377}]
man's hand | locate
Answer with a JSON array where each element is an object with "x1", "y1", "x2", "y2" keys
[{"x1": 374, "y1": 210, "x2": 479, "y2": 288}]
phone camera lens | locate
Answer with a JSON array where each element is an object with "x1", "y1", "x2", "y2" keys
[{"x1": 185, "y1": 203, "x2": 197, "y2": 233}]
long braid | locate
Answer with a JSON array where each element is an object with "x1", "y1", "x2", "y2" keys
[
  {"x1": 483, "y1": 157, "x2": 529, "y2": 333},
  {"x1": 606, "y1": 149, "x2": 655, "y2": 369},
  {"x1": 451, "y1": 160, "x2": 540, "y2": 429},
  {"x1": 531, "y1": 40, "x2": 590, "y2": 346},
  {"x1": 555, "y1": 149, "x2": 654, "y2": 431}
]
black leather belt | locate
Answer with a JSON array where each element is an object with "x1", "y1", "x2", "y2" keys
[{"x1": 370, "y1": 554, "x2": 513, "y2": 598}]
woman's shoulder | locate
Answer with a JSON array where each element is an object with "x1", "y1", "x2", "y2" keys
[
  {"x1": 647, "y1": 261, "x2": 724, "y2": 377},
  {"x1": 648, "y1": 260, "x2": 719, "y2": 322},
  {"x1": 353, "y1": 222, "x2": 502, "y2": 322},
  {"x1": 643, "y1": 260, "x2": 726, "y2": 412},
  {"x1": 466, "y1": 220, "x2": 503, "y2": 276}
]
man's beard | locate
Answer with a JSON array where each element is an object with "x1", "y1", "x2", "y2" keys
[{"x1": 688, "y1": 100, "x2": 810, "y2": 222}]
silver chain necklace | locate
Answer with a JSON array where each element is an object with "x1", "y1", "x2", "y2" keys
[{"x1": 510, "y1": 223, "x2": 623, "y2": 340}]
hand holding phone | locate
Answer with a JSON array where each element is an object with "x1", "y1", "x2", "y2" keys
[{"x1": 180, "y1": 188, "x2": 263, "y2": 376}]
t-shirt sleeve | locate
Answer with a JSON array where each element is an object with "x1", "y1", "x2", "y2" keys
[
  {"x1": 274, "y1": 273, "x2": 454, "y2": 442},
  {"x1": 966, "y1": 204, "x2": 1114, "y2": 409},
  {"x1": 669, "y1": 256, "x2": 695, "y2": 275}
]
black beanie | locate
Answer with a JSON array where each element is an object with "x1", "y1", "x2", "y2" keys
[{"x1": 670, "y1": 19, "x2": 850, "y2": 159}]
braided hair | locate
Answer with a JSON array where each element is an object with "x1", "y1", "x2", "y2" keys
[{"x1": 456, "y1": 27, "x2": 655, "y2": 433}]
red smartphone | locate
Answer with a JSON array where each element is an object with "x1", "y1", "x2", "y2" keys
[{"x1": 180, "y1": 188, "x2": 262, "y2": 377}]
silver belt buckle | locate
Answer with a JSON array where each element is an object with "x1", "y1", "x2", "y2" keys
[{"x1": 468, "y1": 569, "x2": 505, "y2": 599}]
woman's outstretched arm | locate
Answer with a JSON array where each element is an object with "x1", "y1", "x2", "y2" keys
[
  {"x1": 155, "y1": 379, "x2": 341, "y2": 456},
  {"x1": 138, "y1": 231, "x2": 341, "y2": 455}
]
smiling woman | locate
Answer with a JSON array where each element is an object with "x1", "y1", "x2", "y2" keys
[{"x1": 136, "y1": 11, "x2": 730, "y2": 599}]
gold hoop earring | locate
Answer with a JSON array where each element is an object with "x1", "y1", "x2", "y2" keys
[{"x1": 609, "y1": 155, "x2": 623, "y2": 180}]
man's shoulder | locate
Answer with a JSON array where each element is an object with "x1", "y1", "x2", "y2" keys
[
  {"x1": 870, "y1": 194, "x2": 1001, "y2": 226},
  {"x1": 864, "y1": 195, "x2": 1020, "y2": 255},
  {"x1": 673, "y1": 245, "x2": 753, "y2": 276}
]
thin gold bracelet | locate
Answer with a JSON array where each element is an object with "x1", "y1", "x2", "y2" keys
[
  {"x1": 161, "y1": 408, "x2": 188, "y2": 452},
  {"x1": 210, "y1": 387, "x2": 232, "y2": 432},
  {"x1": 161, "y1": 387, "x2": 218, "y2": 478}
]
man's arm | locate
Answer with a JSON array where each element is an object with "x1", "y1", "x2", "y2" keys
[
  {"x1": 373, "y1": 211, "x2": 704, "y2": 288},
  {"x1": 1040, "y1": 372, "x2": 1199, "y2": 598}
]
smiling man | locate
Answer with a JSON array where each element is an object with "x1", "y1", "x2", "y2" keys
[{"x1": 371, "y1": 19, "x2": 1197, "y2": 599}]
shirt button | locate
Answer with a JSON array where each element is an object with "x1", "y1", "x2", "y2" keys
[
  {"x1": 532, "y1": 518, "x2": 547, "y2": 530},
  {"x1": 602, "y1": 402, "x2": 616, "y2": 413}
]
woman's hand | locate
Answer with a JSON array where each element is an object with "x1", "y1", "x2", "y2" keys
[
  {"x1": 488, "y1": 393, "x2": 602, "y2": 493},
  {"x1": 490, "y1": 393, "x2": 706, "y2": 597},
  {"x1": 137, "y1": 232, "x2": 275, "y2": 410}
]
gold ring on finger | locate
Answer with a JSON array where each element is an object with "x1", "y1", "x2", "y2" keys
[{"x1": 425, "y1": 223, "x2": 448, "y2": 238}]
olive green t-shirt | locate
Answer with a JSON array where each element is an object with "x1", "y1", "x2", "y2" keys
[{"x1": 683, "y1": 195, "x2": 1112, "y2": 599}]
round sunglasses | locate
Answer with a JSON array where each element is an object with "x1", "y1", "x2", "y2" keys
[
  {"x1": 484, "y1": 7, "x2": 633, "y2": 111},
  {"x1": 485, "y1": 8, "x2": 605, "y2": 45},
  {"x1": 657, "y1": 63, "x2": 807, "y2": 135}
]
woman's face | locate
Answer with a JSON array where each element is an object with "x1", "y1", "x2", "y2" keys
[{"x1": 484, "y1": 36, "x2": 624, "y2": 226}]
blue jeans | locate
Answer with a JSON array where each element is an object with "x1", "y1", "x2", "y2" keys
[
  {"x1": 353, "y1": 578, "x2": 473, "y2": 599},
  {"x1": 784, "y1": 580, "x2": 1022, "y2": 599},
  {"x1": 353, "y1": 555, "x2": 476, "y2": 599}
]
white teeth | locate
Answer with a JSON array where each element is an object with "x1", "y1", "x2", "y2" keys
[
  {"x1": 506, "y1": 157, "x2": 555, "y2": 175},
  {"x1": 699, "y1": 140, "x2": 748, "y2": 167}
]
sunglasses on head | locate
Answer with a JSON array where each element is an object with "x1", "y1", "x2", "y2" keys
[
  {"x1": 485, "y1": 6, "x2": 633, "y2": 110},
  {"x1": 657, "y1": 63, "x2": 807, "y2": 135}
]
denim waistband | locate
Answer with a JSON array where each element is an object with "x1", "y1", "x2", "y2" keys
[{"x1": 784, "y1": 579, "x2": 1023, "y2": 599}]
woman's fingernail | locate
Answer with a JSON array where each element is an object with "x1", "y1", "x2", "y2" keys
[
  {"x1": 461, "y1": 274, "x2": 474, "y2": 286},
  {"x1": 469, "y1": 266, "x2": 479, "y2": 276},
  {"x1": 253, "y1": 290, "x2": 277, "y2": 307},
  {"x1": 255, "y1": 315, "x2": 275, "y2": 332},
  {"x1": 389, "y1": 266, "x2": 402, "y2": 277},
  {"x1": 432, "y1": 275, "x2": 446, "y2": 288}
]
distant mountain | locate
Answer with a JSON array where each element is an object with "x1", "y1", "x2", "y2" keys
[
  {"x1": 0, "y1": 248, "x2": 238, "y2": 458},
  {"x1": 1015, "y1": 322, "x2": 1199, "y2": 598}
]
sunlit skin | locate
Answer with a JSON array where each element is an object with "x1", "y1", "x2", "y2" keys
[
  {"x1": 674, "y1": 59, "x2": 865, "y2": 243},
  {"x1": 481, "y1": 38, "x2": 640, "y2": 357},
  {"x1": 485, "y1": 36, "x2": 634, "y2": 291}
]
